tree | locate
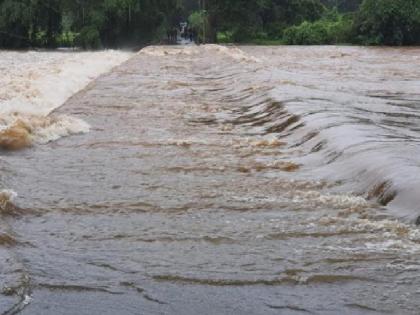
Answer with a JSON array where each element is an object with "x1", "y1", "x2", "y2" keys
[
  {"x1": 1, "y1": 0, "x2": 419, "y2": 48},
  {"x1": 354, "y1": 0, "x2": 420, "y2": 45},
  {"x1": 0, "y1": 0, "x2": 32, "y2": 48},
  {"x1": 283, "y1": 9, "x2": 352, "y2": 44},
  {"x1": 205, "y1": 0, "x2": 325, "y2": 42},
  {"x1": 320, "y1": 0, "x2": 362, "y2": 12},
  {"x1": 32, "y1": 0, "x2": 63, "y2": 47},
  {"x1": 259, "y1": 0, "x2": 326, "y2": 38},
  {"x1": 0, "y1": 0, "x2": 181, "y2": 48}
]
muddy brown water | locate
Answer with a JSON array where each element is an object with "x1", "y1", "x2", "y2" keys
[{"x1": 2, "y1": 45, "x2": 420, "y2": 314}]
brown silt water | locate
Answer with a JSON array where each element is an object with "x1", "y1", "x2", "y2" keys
[{"x1": 2, "y1": 45, "x2": 420, "y2": 314}]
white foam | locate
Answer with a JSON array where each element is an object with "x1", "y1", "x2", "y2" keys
[
  {"x1": 0, "y1": 189, "x2": 17, "y2": 210},
  {"x1": 28, "y1": 114, "x2": 91, "y2": 144},
  {"x1": 140, "y1": 46, "x2": 200, "y2": 57},
  {"x1": 0, "y1": 50, "x2": 133, "y2": 144},
  {"x1": 203, "y1": 44, "x2": 261, "y2": 63},
  {"x1": 291, "y1": 190, "x2": 368, "y2": 208},
  {"x1": 0, "y1": 189, "x2": 17, "y2": 201},
  {"x1": 140, "y1": 44, "x2": 260, "y2": 63}
]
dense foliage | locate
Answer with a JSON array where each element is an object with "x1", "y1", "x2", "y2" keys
[
  {"x1": 206, "y1": 0, "x2": 326, "y2": 42},
  {"x1": 0, "y1": 0, "x2": 182, "y2": 48},
  {"x1": 353, "y1": 0, "x2": 420, "y2": 45},
  {"x1": 320, "y1": 0, "x2": 362, "y2": 12},
  {"x1": 283, "y1": 10, "x2": 352, "y2": 45},
  {"x1": 1, "y1": 0, "x2": 420, "y2": 48},
  {"x1": 206, "y1": 0, "x2": 420, "y2": 45}
]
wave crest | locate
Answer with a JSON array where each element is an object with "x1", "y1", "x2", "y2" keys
[
  {"x1": 140, "y1": 45, "x2": 260, "y2": 63},
  {"x1": 0, "y1": 114, "x2": 89, "y2": 150},
  {"x1": 0, "y1": 190, "x2": 17, "y2": 212},
  {"x1": 0, "y1": 50, "x2": 132, "y2": 149}
]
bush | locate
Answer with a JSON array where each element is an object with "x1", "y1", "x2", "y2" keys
[
  {"x1": 353, "y1": 0, "x2": 420, "y2": 45},
  {"x1": 75, "y1": 26, "x2": 101, "y2": 49},
  {"x1": 188, "y1": 11, "x2": 204, "y2": 41},
  {"x1": 57, "y1": 31, "x2": 77, "y2": 47},
  {"x1": 283, "y1": 12, "x2": 352, "y2": 44},
  {"x1": 33, "y1": 31, "x2": 48, "y2": 47},
  {"x1": 217, "y1": 31, "x2": 233, "y2": 43}
]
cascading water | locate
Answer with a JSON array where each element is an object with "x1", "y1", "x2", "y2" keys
[{"x1": 1, "y1": 45, "x2": 420, "y2": 314}]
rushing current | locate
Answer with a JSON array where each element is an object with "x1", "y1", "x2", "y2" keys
[
  {"x1": 1, "y1": 45, "x2": 420, "y2": 314},
  {"x1": 0, "y1": 50, "x2": 132, "y2": 149}
]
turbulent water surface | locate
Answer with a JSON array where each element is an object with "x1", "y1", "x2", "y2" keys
[
  {"x1": 1, "y1": 45, "x2": 420, "y2": 314},
  {"x1": 0, "y1": 50, "x2": 132, "y2": 149}
]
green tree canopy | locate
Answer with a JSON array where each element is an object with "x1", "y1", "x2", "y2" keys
[
  {"x1": 354, "y1": 0, "x2": 420, "y2": 45},
  {"x1": 1, "y1": 0, "x2": 420, "y2": 48}
]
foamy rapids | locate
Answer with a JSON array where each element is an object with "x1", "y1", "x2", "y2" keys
[
  {"x1": 139, "y1": 45, "x2": 420, "y2": 223},
  {"x1": 140, "y1": 44, "x2": 261, "y2": 63},
  {"x1": 0, "y1": 50, "x2": 132, "y2": 150}
]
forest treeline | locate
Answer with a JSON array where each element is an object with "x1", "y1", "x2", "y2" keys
[
  {"x1": 204, "y1": 0, "x2": 420, "y2": 45},
  {"x1": 1, "y1": 0, "x2": 420, "y2": 49},
  {"x1": 0, "y1": 0, "x2": 182, "y2": 48}
]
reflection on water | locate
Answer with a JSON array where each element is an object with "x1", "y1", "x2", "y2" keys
[{"x1": 2, "y1": 45, "x2": 420, "y2": 314}]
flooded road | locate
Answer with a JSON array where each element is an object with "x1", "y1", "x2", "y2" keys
[{"x1": 2, "y1": 45, "x2": 420, "y2": 314}]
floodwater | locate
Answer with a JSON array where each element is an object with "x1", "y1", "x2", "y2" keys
[
  {"x1": 0, "y1": 50, "x2": 132, "y2": 149},
  {"x1": 1, "y1": 45, "x2": 420, "y2": 314}
]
